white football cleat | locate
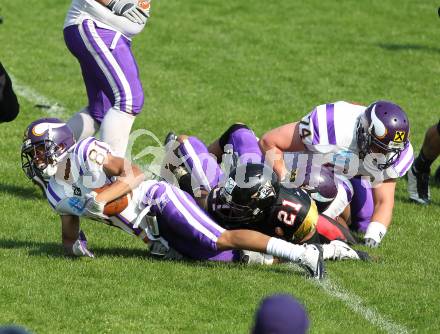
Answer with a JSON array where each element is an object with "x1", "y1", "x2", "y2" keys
[
  {"x1": 297, "y1": 244, "x2": 325, "y2": 279},
  {"x1": 322, "y1": 240, "x2": 370, "y2": 261},
  {"x1": 407, "y1": 165, "x2": 430, "y2": 205}
]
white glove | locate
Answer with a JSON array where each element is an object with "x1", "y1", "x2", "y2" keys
[
  {"x1": 84, "y1": 191, "x2": 108, "y2": 221},
  {"x1": 72, "y1": 231, "x2": 95, "y2": 258},
  {"x1": 107, "y1": 0, "x2": 150, "y2": 25},
  {"x1": 364, "y1": 221, "x2": 387, "y2": 248},
  {"x1": 322, "y1": 240, "x2": 369, "y2": 261}
]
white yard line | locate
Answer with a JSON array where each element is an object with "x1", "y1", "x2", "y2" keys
[
  {"x1": 10, "y1": 75, "x2": 69, "y2": 117},
  {"x1": 315, "y1": 278, "x2": 410, "y2": 334}
]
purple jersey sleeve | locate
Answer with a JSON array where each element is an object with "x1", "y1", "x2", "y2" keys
[{"x1": 386, "y1": 143, "x2": 414, "y2": 179}]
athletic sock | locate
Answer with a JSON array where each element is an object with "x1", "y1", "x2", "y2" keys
[
  {"x1": 66, "y1": 108, "x2": 99, "y2": 141},
  {"x1": 266, "y1": 237, "x2": 305, "y2": 262},
  {"x1": 99, "y1": 107, "x2": 135, "y2": 157},
  {"x1": 413, "y1": 150, "x2": 434, "y2": 173}
]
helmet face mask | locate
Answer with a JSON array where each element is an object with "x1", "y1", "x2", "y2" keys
[
  {"x1": 208, "y1": 163, "x2": 280, "y2": 227},
  {"x1": 357, "y1": 101, "x2": 410, "y2": 171},
  {"x1": 213, "y1": 187, "x2": 264, "y2": 223}
]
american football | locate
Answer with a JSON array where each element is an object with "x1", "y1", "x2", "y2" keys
[{"x1": 94, "y1": 185, "x2": 132, "y2": 216}]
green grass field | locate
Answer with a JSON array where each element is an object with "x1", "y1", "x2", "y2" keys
[{"x1": 1, "y1": 0, "x2": 440, "y2": 333}]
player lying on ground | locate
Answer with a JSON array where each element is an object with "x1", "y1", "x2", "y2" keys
[
  {"x1": 21, "y1": 118, "x2": 326, "y2": 278},
  {"x1": 163, "y1": 125, "x2": 362, "y2": 248},
  {"x1": 259, "y1": 101, "x2": 413, "y2": 247}
]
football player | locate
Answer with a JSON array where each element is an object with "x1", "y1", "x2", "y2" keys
[
  {"x1": 164, "y1": 125, "x2": 358, "y2": 246},
  {"x1": 21, "y1": 118, "x2": 326, "y2": 279},
  {"x1": 64, "y1": 0, "x2": 150, "y2": 157},
  {"x1": 259, "y1": 100, "x2": 413, "y2": 247}
]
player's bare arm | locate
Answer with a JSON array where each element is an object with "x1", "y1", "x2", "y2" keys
[
  {"x1": 259, "y1": 122, "x2": 305, "y2": 179},
  {"x1": 61, "y1": 215, "x2": 95, "y2": 257},
  {"x1": 61, "y1": 215, "x2": 80, "y2": 255},
  {"x1": 94, "y1": 153, "x2": 145, "y2": 204},
  {"x1": 371, "y1": 179, "x2": 396, "y2": 228},
  {"x1": 364, "y1": 179, "x2": 396, "y2": 247}
]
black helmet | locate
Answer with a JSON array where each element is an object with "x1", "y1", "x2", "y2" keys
[{"x1": 208, "y1": 163, "x2": 279, "y2": 228}]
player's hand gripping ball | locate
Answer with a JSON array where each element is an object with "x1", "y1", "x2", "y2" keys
[{"x1": 93, "y1": 184, "x2": 132, "y2": 216}]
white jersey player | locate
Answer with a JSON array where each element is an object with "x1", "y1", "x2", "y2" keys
[
  {"x1": 45, "y1": 137, "x2": 154, "y2": 244},
  {"x1": 260, "y1": 100, "x2": 413, "y2": 248}
]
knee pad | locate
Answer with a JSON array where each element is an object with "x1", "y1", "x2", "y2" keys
[{"x1": 218, "y1": 123, "x2": 250, "y2": 151}]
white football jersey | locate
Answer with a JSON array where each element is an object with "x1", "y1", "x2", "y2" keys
[
  {"x1": 298, "y1": 101, "x2": 414, "y2": 180},
  {"x1": 45, "y1": 137, "x2": 155, "y2": 239},
  {"x1": 322, "y1": 176, "x2": 353, "y2": 219},
  {"x1": 64, "y1": 0, "x2": 146, "y2": 38}
]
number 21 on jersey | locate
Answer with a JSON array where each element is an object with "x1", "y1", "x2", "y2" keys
[{"x1": 277, "y1": 200, "x2": 302, "y2": 226}]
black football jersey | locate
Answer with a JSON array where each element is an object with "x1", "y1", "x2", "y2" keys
[{"x1": 268, "y1": 186, "x2": 319, "y2": 242}]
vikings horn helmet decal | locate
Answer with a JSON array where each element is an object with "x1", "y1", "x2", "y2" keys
[
  {"x1": 357, "y1": 100, "x2": 410, "y2": 170},
  {"x1": 21, "y1": 118, "x2": 75, "y2": 180}
]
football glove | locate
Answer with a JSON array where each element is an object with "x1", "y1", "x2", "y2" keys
[
  {"x1": 84, "y1": 191, "x2": 109, "y2": 221},
  {"x1": 72, "y1": 231, "x2": 94, "y2": 258},
  {"x1": 364, "y1": 221, "x2": 387, "y2": 248},
  {"x1": 107, "y1": 0, "x2": 150, "y2": 25},
  {"x1": 322, "y1": 240, "x2": 370, "y2": 261}
]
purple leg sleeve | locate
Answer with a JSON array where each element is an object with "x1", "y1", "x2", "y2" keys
[{"x1": 350, "y1": 177, "x2": 374, "y2": 233}]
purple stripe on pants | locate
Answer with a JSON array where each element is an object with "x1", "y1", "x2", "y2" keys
[
  {"x1": 326, "y1": 104, "x2": 336, "y2": 144},
  {"x1": 116, "y1": 214, "x2": 143, "y2": 236},
  {"x1": 80, "y1": 20, "x2": 127, "y2": 112},
  {"x1": 350, "y1": 177, "x2": 373, "y2": 233}
]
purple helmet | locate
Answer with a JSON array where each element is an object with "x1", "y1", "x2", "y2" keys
[
  {"x1": 357, "y1": 100, "x2": 410, "y2": 170},
  {"x1": 21, "y1": 118, "x2": 75, "y2": 180},
  {"x1": 300, "y1": 166, "x2": 337, "y2": 212}
]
